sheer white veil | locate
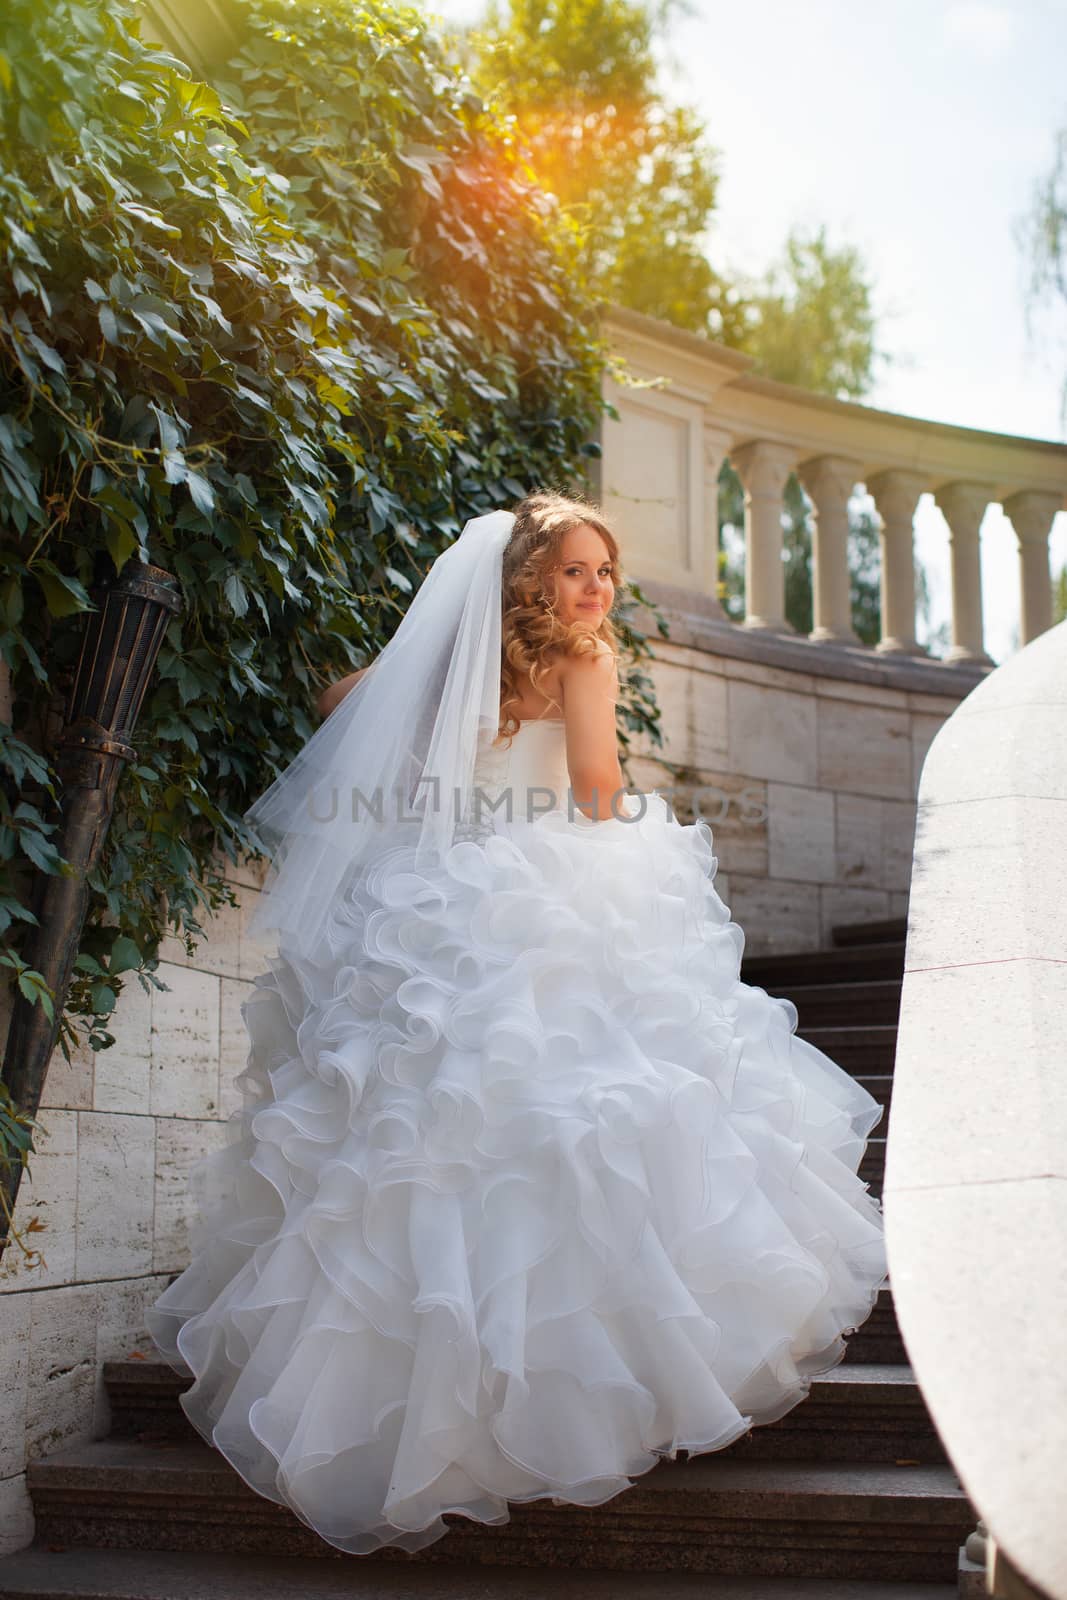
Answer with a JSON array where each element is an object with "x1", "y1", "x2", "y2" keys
[{"x1": 242, "y1": 508, "x2": 517, "y2": 958}]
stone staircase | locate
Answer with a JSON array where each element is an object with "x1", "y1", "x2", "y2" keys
[{"x1": 0, "y1": 920, "x2": 975, "y2": 1599}]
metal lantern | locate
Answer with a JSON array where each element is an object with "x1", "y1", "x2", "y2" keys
[{"x1": 0, "y1": 560, "x2": 183, "y2": 1252}]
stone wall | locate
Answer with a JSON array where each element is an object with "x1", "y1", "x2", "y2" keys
[
  {"x1": 625, "y1": 607, "x2": 977, "y2": 954},
  {"x1": 0, "y1": 850, "x2": 270, "y2": 1553}
]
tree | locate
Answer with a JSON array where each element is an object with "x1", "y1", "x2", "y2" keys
[
  {"x1": 735, "y1": 223, "x2": 887, "y2": 402},
  {"x1": 718, "y1": 223, "x2": 902, "y2": 641},
  {"x1": 1015, "y1": 122, "x2": 1067, "y2": 437},
  {"x1": 1054, "y1": 562, "x2": 1067, "y2": 625},
  {"x1": 459, "y1": 0, "x2": 750, "y2": 343},
  {"x1": 848, "y1": 507, "x2": 882, "y2": 646}
]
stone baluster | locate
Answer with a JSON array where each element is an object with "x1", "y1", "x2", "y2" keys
[
  {"x1": 1002, "y1": 490, "x2": 1062, "y2": 644},
  {"x1": 959, "y1": 1518, "x2": 990, "y2": 1597},
  {"x1": 731, "y1": 440, "x2": 798, "y2": 632},
  {"x1": 934, "y1": 482, "x2": 995, "y2": 667},
  {"x1": 867, "y1": 469, "x2": 927, "y2": 655},
  {"x1": 701, "y1": 425, "x2": 733, "y2": 619},
  {"x1": 797, "y1": 454, "x2": 863, "y2": 644}
]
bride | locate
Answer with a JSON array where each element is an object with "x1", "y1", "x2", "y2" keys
[{"x1": 145, "y1": 490, "x2": 888, "y2": 1556}]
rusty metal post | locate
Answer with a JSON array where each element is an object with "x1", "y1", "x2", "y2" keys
[{"x1": 0, "y1": 561, "x2": 182, "y2": 1256}]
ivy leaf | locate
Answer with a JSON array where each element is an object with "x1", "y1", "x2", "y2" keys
[
  {"x1": 107, "y1": 935, "x2": 143, "y2": 975},
  {"x1": 150, "y1": 404, "x2": 184, "y2": 453},
  {"x1": 17, "y1": 970, "x2": 55, "y2": 1022},
  {"x1": 186, "y1": 471, "x2": 216, "y2": 515},
  {"x1": 32, "y1": 562, "x2": 94, "y2": 619},
  {"x1": 161, "y1": 450, "x2": 188, "y2": 485},
  {"x1": 105, "y1": 521, "x2": 138, "y2": 573},
  {"x1": 118, "y1": 201, "x2": 181, "y2": 237},
  {"x1": 223, "y1": 571, "x2": 248, "y2": 617},
  {"x1": 90, "y1": 983, "x2": 118, "y2": 1016}
]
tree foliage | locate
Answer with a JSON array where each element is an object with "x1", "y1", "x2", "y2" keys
[
  {"x1": 714, "y1": 223, "x2": 896, "y2": 642},
  {"x1": 1016, "y1": 121, "x2": 1067, "y2": 436},
  {"x1": 734, "y1": 223, "x2": 886, "y2": 402},
  {"x1": 1014, "y1": 122, "x2": 1067, "y2": 643},
  {"x1": 1054, "y1": 561, "x2": 1067, "y2": 626},
  {"x1": 460, "y1": 0, "x2": 748, "y2": 342},
  {"x1": 3, "y1": 0, "x2": 363, "y2": 1075}
]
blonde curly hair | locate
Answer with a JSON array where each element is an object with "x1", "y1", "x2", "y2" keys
[{"x1": 496, "y1": 489, "x2": 627, "y2": 747}]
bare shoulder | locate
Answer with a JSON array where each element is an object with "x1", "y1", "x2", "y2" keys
[
  {"x1": 560, "y1": 641, "x2": 618, "y2": 672},
  {"x1": 559, "y1": 643, "x2": 620, "y2": 699}
]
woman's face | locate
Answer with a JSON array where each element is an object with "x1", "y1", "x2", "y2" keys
[{"x1": 548, "y1": 523, "x2": 615, "y2": 626}]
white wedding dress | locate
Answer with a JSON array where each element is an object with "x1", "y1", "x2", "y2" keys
[{"x1": 145, "y1": 715, "x2": 888, "y2": 1556}]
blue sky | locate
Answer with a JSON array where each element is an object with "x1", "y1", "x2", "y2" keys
[{"x1": 423, "y1": 0, "x2": 1067, "y2": 658}]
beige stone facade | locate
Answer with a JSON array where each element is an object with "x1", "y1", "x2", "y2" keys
[
  {"x1": 625, "y1": 633, "x2": 969, "y2": 956},
  {"x1": 0, "y1": 849, "x2": 271, "y2": 1550}
]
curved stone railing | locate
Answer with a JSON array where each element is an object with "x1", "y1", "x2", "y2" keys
[
  {"x1": 601, "y1": 305, "x2": 1067, "y2": 666},
  {"x1": 884, "y1": 619, "x2": 1067, "y2": 1600}
]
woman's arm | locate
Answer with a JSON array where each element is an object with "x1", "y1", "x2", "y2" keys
[
  {"x1": 559, "y1": 647, "x2": 625, "y2": 821},
  {"x1": 316, "y1": 664, "x2": 372, "y2": 720}
]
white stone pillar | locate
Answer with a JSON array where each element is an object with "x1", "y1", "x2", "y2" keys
[
  {"x1": 730, "y1": 440, "x2": 798, "y2": 632},
  {"x1": 701, "y1": 425, "x2": 733, "y2": 618},
  {"x1": 934, "y1": 481, "x2": 994, "y2": 667},
  {"x1": 1003, "y1": 490, "x2": 1062, "y2": 644},
  {"x1": 797, "y1": 454, "x2": 863, "y2": 644},
  {"x1": 867, "y1": 469, "x2": 927, "y2": 655}
]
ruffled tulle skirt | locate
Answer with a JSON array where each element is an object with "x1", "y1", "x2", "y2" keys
[{"x1": 144, "y1": 794, "x2": 888, "y2": 1555}]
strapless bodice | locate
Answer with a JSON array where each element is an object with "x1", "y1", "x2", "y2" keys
[{"x1": 470, "y1": 717, "x2": 571, "y2": 830}]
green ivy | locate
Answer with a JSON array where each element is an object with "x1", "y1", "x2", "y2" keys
[{"x1": 0, "y1": 0, "x2": 666, "y2": 1240}]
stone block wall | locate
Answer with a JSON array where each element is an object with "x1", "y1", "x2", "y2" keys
[
  {"x1": 624, "y1": 628, "x2": 975, "y2": 956},
  {"x1": 0, "y1": 850, "x2": 270, "y2": 1554}
]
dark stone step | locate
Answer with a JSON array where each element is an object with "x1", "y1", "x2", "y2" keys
[
  {"x1": 831, "y1": 919, "x2": 907, "y2": 949},
  {"x1": 843, "y1": 1290, "x2": 905, "y2": 1366},
  {"x1": 782, "y1": 981, "x2": 901, "y2": 1030},
  {"x1": 743, "y1": 943, "x2": 905, "y2": 990},
  {"x1": 102, "y1": 1355, "x2": 931, "y2": 1461},
  {"x1": 719, "y1": 1366, "x2": 943, "y2": 1464},
  {"x1": 0, "y1": 1542, "x2": 961, "y2": 1600},
  {"x1": 860, "y1": 1138, "x2": 886, "y2": 1194},
  {"x1": 854, "y1": 1074, "x2": 893, "y2": 1108},
  {"x1": 798, "y1": 1026, "x2": 897, "y2": 1077},
  {"x1": 25, "y1": 1438, "x2": 973, "y2": 1582}
]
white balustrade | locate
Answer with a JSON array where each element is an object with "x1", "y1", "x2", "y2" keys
[
  {"x1": 866, "y1": 469, "x2": 927, "y2": 656},
  {"x1": 731, "y1": 440, "x2": 798, "y2": 633},
  {"x1": 796, "y1": 454, "x2": 863, "y2": 645},
  {"x1": 602, "y1": 306, "x2": 1067, "y2": 669},
  {"x1": 934, "y1": 482, "x2": 995, "y2": 667},
  {"x1": 1003, "y1": 490, "x2": 1061, "y2": 644}
]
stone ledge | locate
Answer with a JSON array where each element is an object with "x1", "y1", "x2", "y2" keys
[
  {"x1": 631, "y1": 579, "x2": 992, "y2": 701},
  {"x1": 0, "y1": 1543, "x2": 964, "y2": 1598},
  {"x1": 27, "y1": 1437, "x2": 974, "y2": 1580}
]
